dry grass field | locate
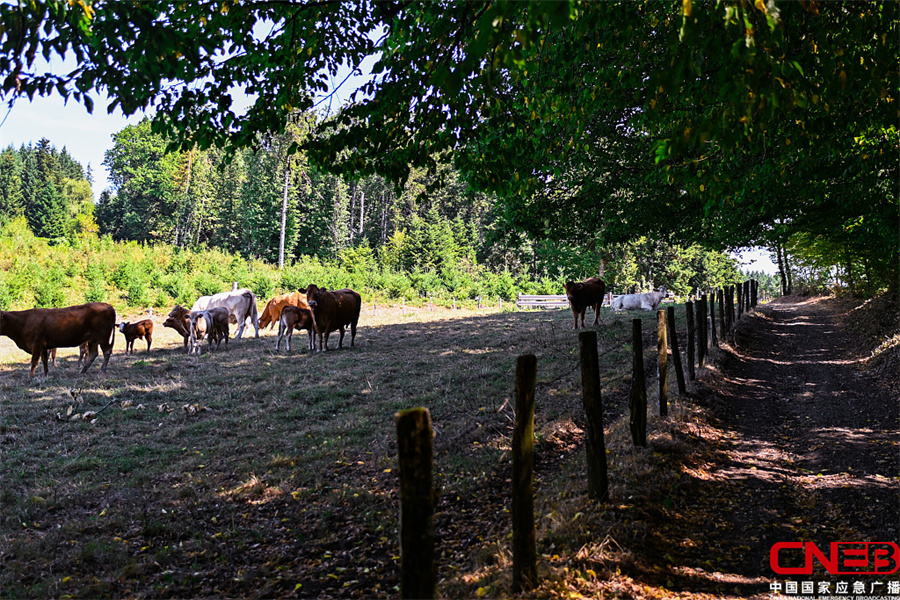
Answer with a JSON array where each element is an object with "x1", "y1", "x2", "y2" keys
[{"x1": 1, "y1": 302, "x2": 702, "y2": 599}]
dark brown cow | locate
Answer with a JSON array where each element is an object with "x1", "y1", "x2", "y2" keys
[
  {"x1": 163, "y1": 316, "x2": 190, "y2": 348},
  {"x1": 564, "y1": 277, "x2": 606, "y2": 329},
  {"x1": 275, "y1": 304, "x2": 315, "y2": 352},
  {"x1": 166, "y1": 305, "x2": 193, "y2": 351},
  {"x1": 119, "y1": 319, "x2": 154, "y2": 354},
  {"x1": 0, "y1": 302, "x2": 116, "y2": 376},
  {"x1": 302, "y1": 285, "x2": 361, "y2": 352}
]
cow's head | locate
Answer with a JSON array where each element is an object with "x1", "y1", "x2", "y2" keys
[
  {"x1": 304, "y1": 285, "x2": 327, "y2": 310},
  {"x1": 169, "y1": 305, "x2": 189, "y2": 320},
  {"x1": 565, "y1": 281, "x2": 581, "y2": 297}
]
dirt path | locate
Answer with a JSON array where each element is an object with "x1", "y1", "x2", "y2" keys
[{"x1": 657, "y1": 297, "x2": 899, "y2": 596}]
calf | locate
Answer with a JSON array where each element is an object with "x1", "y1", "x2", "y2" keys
[
  {"x1": 259, "y1": 291, "x2": 309, "y2": 329},
  {"x1": 0, "y1": 302, "x2": 116, "y2": 376},
  {"x1": 167, "y1": 305, "x2": 193, "y2": 351},
  {"x1": 565, "y1": 277, "x2": 606, "y2": 329},
  {"x1": 303, "y1": 285, "x2": 361, "y2": 352},
  {"x1": 611, "y1": 288, "x2": 668, "y2": 312},
  {"x1": 204, "y1": 307, "x2": 230, "y2": 351},
  {"x1": 119, "y1": 319, "x2": 154, "y2": 354},
  {"x1": 163, "y1": 316, "x2": 190, "y2": 348},
  {"x1": 188, "y1": 307, "x2": 229, "y2": 355},
  {"x1": 275, "y1": 304, "x2": 315, "y2": 352}
]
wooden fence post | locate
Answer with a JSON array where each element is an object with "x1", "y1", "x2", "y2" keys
[
  {"x1": 717, "y1": 289, "x2": 726, "y2": 342},
  {"x1": 666, "y1": 306, "x2": 686, "y2": 395},
  {"x1": 579, "y1": 331, "x2": 609, "y2": 502},
  {"x1": 709, "y1": 292, "x2": 718, "y2": 349},
  {"x1": 737, "y1": 283, "x2": 744, "y2": 317},
  {"x1": 396, "y1": 408, "x2": 436, "y2": 600},
  {"x1": 657, "y1": 310, "x2": 668, "y2": 417},
  {"x1": 727, "y1": 285, "x2": 735, "y2": 332},
  {"x1": 629, "y1": 319, "x2": 647, "y2": 447},
  {"x1": 512, "y1": 354, "x2": 538, "y2": 592},
  {"x1": 685, "y1": 301, "x2": 696, "y2": 380},
  {"x1": 697, "y1": 296, "x2": 707, "y2": 369}
]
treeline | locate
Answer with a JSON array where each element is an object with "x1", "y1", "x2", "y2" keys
[
  {"x1": 0, "y1": 139, "x2": 97, "y2": 241},
  {"x1": 0, "y1": 128, "x2": 748, "y2": 311}
]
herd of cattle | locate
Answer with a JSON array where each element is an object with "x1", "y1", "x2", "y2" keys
[
  {"x1": 0, "y1": 284, "x2": 362, "y2": 377},
  {"x1": 0, "y1": 276, "x2": 662, "y2": 376}
]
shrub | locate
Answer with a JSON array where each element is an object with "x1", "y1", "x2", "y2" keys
[
  {"x1": 250, "y1": 271, "x2": 275, "y2": 300},
  {"x1": 34, "y1": 279, "x2": 67, "y2": 308},
  {"x1": 84, "y1": 278, "x2": 107, "y2": 303},
  {"x1": 194, "y1": 272, "x2": 224, "y2": 297}
]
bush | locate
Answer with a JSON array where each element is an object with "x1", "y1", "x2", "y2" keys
[
  {"x1": 194, "y1": 272, "x2": 224, "y2": 297},
  {"x1": 84, "y1": 278, "x2": 107, "y2": 303},
  {"x1": 250, "y1": 271, "x2": 275, "y2": 301},
  {"x1": 34, "y1": 279, "x2": 67, "y2": 308}
]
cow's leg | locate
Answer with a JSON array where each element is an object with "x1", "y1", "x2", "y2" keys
[
  {"x1": 592, "y1": 303, "x2": 601, "y2": 325},
  {"x1": 338, "y1": 326, "x2": 345, "y2": 349},
  {"x1": 276, "y1": 320, "x2": 287, "y2": 351},
  {"x1": 30, "y1": 351, "x2": 43, "y2": 377},
  {"x1": 307, "y1": 329, "x2": 314, "y2": 351},
  {"x1": 235, "y1": 320, "x2": 245, "y2": 339},
  {"x1": 145, "y1": 332, "x2": 152, "y2": 352},
  {"x1": 350, "y1": 322, "x2": 357, "y2": 347},
  {"x1": 572, "y1": 309, "x2": 579, "y2": 329},
  {"x1": 81, "y1": 341, "x2": 100, "y2": 373}
]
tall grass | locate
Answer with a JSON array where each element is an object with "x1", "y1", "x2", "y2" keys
[{"x1": 0, "y1": 218, "x2": 545, "y2": 312}]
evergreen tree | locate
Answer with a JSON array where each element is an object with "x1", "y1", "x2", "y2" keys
[{"x1": 0, "y1": 146, "x2": 24, "y2": 220}]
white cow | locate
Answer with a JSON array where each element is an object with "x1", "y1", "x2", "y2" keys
[
  {"x1": 191, "y1": 288, "x2": 260, "y2": 339},
  {"x1": 611, "y1": 287, "x2": 668, "y2": 312}
]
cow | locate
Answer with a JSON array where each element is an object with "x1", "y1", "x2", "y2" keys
[
  {"x1": 275, "y1": 304, "x2": 315, "y2": 352},
  {"x1": 188, "y1": 307, "x2": 230, "y2": 355},
  {"x1": 564, "y1": 277, "x2": 607, "y2": 329},
  {"x1": 0, "y1": 302, "x2": 116, "y2": 376},
  {"x1": 119, "y1": 319, "x2": 154, "y2": 354},
  {"x1": 191, "y1": 288, "x2": 260, "y2": 339},
  {"x1": 259, "y1": 291, "x2": 309, "y2": 329},
  {"x1": 166, "y1": 305, "x2": 193, "y2": 351},
  {"x1": 163, "y1": 316, "x2": 190, "y2": 348},
  {"x1": 610, "y1": 287, "x2": 668, "y2": 312},
  {"x1": 303, "y1": 285, "x2": 361, "y2": 352}
]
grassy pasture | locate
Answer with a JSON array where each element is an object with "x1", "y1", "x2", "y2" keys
[{"x1": 0, "y1": 302, "x2": 695, "y2": 598}]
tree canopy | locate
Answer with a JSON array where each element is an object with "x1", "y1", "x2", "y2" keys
[{"x1": 2, "y1": 0, "x2": 896, "y2": 290}]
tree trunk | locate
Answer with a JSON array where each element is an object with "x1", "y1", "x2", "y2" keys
[{"x1": 279, "y1": 165, "x2": 289, "y2": 269}]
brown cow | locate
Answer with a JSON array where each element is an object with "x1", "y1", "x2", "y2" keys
[
  {"x1": 0, "y1": 302, "x2": 116, "y2": 376},
  {"x1": 564, "y1": 277, "x2": 606, "y2": 329},
  {"x1": 166, "y1": 305, "x2": 193, "y2": 351},
  {"x1": 119, "y1": 319, "x2": 154, "y2": 354},
  {"x1": 303, "y1": 285, "x2": 361, "y2": 352},
  {"x1": 163, "y1": 316, "x2": 190, "y2": 348},
  {"x1": 275, "y1": 304, "x2": 315, "y2": 352},
  {"x1": 259, "y1": 291, "x2": 309, "y2": 329}
]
